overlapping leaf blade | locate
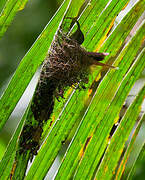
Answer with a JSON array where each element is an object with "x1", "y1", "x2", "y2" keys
[
  {"x1": 95, "y1": 78, "x2": 145, "y2": 180},
  {"x1": 116, "y1": 113, "x2": 145, "y2": 179},
  {"x1": 127, "y1": 132, "x2": 145, "y2": 180},
  {"x1": 26, "y1": 1, "x2": 145, "y2": 179},
  {"x1": 0, "y1": 0, "x2": 71, "y2": 131},
  {"x1": 0, "y1": 0, "x2": 145, "y2": 179},
  {"x1": 54, "y1": 22, "x2": 145, "y2": 180},
  {"x1": 0, "y1": 0, "x2": 7, "y2": 12},
  {"x1": 0, "y1": 0, "x2": 94, "y2": 178},
  {"x1": 0, "y1": 105, "x2": 30, "y2": 180},
  {"x1": 0, "y1": 0, "x2": 28, "y2": 39}
]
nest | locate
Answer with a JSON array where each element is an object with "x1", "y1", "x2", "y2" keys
[
  {"x1": 40, "y1": 31, "x2": 90, "y2": 97},
  {"x1": 19, "y1": 29, "x2": 110, "y2": 156}
]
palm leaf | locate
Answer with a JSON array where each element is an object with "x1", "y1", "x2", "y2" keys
[
  {"x1": 54, "y1": 25, "x2": 145, "y2": 180},
  {"x1": 0, "y1": 0, "x2": 71, "y2": 130},
  {"x1": 0, "y1": 0, "x2": 145, "y2": 179},
  {"x1": 0, "y1": 0, "x2": 28, "y2": 39},
  {"x1": 0, "y1": 104, "x2": 30, "y2": 179},
  {"x1": 116, "y1": 113, "x2": 145, "y2": 179},
  {"x1": 95, "y1": 82, "x2": 145, "y2": 179}
]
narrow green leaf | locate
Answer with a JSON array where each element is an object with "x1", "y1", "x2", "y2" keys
[
  {"x1": 73, "y1": 42, "x2": 145, "y2": 180},
  {"x1": 116, "y1": 113, "x2": 145, "y2": 180},
  {"x1": 0, "y1": 0, "x2": 71, "y2": 131},
  {"x1": 41, "y1": 0, "x2": 114, "y2": 143},
  {"x1": 10, "y1": 0, "x2": 92, "y2": 179},
  {"x1": 58, "y1": 0, "x2": 145, "y2": 139},
  {"x1": 61, "y1": 0, "x2": 91, "y2": 33},
  {"x1": 26, "y1": 3, "x2": 144, "y2": 179},
  {"x1": 95, "y1": 85, "x2": 145, "y2": 180},
  {"x1": 127, "y1": 134, "x2": 145, "y2": 180},
  {"x1": 0, "y1": 104, "x2": 29, "y2": 180},
  {"x1": 0, "y1": 0, "x2": 28, "y2": 38},
  {"x1": 54, "y1": 23, "x2": 145, "y2": 180},
  {"x1": 0, "y1": 0, "x2": 7, "y2": 12},
  {"x1": 83, "y1": 0, "x2": 130, "y2": 50},
  {"x1": 73, "y1": 0, "x2": 111, "y2": 36},
  {"x1": 100, "y1": 0, "x2": 145, "y2": 57}
]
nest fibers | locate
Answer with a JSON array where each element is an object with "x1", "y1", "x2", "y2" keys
[{"x1": 40, "y1": 30, "x2": 91, "y2": 97}]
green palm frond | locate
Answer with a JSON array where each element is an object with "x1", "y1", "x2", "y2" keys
[{"x1": 0, "y1": 0, "x2": 145, "y2": 179}]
